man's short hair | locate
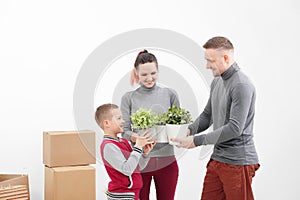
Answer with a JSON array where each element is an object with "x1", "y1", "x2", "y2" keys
[{"x1": 203, "y1": 36, "x2": 234, "y2": 50}]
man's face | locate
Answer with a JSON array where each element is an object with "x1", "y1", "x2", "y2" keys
[
  {"x1": 137, "y1": 62, "x2": 158, "y2": 88},
  {"x1": 205, "y1": 49, "x2": 225, "y2": 77}
]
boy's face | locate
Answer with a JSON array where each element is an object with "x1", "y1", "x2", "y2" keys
[{"x1": 109, "y1": 108, "x2": 125, "y2": 133}]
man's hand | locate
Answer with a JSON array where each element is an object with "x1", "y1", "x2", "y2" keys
[
  {"x1": 186, "y1": 129, "x2": 191, "y2": 136},
  {"x1": 170, "y1": 136, "x2": 196, "y2": 149}
]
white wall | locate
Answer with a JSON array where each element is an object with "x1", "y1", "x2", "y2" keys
[{"x1": 0, "y1": 0, "x2": 299, "y2": 199}]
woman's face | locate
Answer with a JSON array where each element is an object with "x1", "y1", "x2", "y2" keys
[{"x1": 137, "y1": 62, "x2": 158, "y2": 88}]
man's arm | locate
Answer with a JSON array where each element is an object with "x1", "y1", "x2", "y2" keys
[
  {"x1": 188, "y1": 95, "x2": 212, "y2": 136},
  {"x1": 194, "y1": 83, "x2": 254, "y2": 146}
]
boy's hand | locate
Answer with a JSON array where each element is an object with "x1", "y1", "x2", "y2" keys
[
  {"x1": 134, "y1": 130, "x2": 153, "y2": 148},
  {"x1": 143, "y1": 141, "x2": 156, "y2": 155},
  {"x1": 130, "y1": 133, "x2": 139, "y2": 143}
]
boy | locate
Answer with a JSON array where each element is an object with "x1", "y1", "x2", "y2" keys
[{"x1": 95, "y1": 103, "x2": 154, "y2": 200}]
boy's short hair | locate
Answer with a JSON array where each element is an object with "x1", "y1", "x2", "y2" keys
[{"x1": 95, "y1": 103, "x2": 119, "y2": 129}]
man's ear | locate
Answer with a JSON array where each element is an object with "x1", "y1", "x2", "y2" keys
[{"x1": 223, "y1": 54, "x2": 229, "y2": 63}]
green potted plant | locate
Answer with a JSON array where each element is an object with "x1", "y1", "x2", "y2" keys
[
  {"x1": 154, "y1": 112, "x2": 169, "y2": 143},
  {"x1": 131, "y1": 108, "x2": 156, "y2": 136},
  {"x1": 165, "y1": 104, "x2": 193, "y2": 145},
  {"x1": 165, "y1": 104, "x2": 193, "y2": 125}
]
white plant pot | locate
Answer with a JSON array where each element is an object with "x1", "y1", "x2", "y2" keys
[
  {"x1": 155, "y1": 125, "x2": 168, "y2": 143},
  {"x1": 136, "y1": 127, "x2": 156, "y2": 142},
  {"x1": 135, "y1": 127, "x2": 155, "y2": 134},
  {"x1": 166, "y1": 124, "x2": 189, "y2": 145}
]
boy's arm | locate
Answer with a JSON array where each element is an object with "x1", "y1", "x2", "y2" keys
[
  {"x1": 103, "y1": 143, "x2": 142, "y2": 176},
  {"x1": 138, "y1": 141, "x2": 155, "y2": 170},
  {"x1": 138, "y1": 154, "x2": 150, "y2": 170}
]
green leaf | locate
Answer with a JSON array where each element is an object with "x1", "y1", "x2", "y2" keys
[
  {"x1": 165, "y1": 103, "x2": 193, "y2": 125},
  {"x1": 131, "y1": 108, "x2": 156, "y2": 129}
]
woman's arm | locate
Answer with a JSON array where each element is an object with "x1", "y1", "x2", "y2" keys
[{"x1": 120, "y1": 93, "x2": 134, "y2": 141}]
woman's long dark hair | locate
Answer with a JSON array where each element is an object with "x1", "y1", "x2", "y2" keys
[{"x1": 134, "y1": 49, "x2": 158, "y2": 69}]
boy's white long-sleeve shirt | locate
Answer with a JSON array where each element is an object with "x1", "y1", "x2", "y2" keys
[{"x1": 103, "y1": 136, "x2": 149, "y2": 176}]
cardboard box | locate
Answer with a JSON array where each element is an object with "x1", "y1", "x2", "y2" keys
[
  {"x1": 43, "y1": 130, "x2": 96, "y2": 167},
  {"x1": 0, "y1": 174, "x2": 30, "y2": 200},
  {"x1": 0, "y1": 185, "x2": 29, "y2": 199},
  {"x1": 44, "y1": 166, "x2": 95, "y2": 200}
]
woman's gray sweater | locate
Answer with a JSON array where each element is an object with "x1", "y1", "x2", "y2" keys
[{"x1": 121, "y1": 84, "x2": 179, "y2": 157}]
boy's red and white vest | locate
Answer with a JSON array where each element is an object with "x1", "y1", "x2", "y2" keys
[{"x1": 100, "y1": 138, "x2": 143, "y2": 193}]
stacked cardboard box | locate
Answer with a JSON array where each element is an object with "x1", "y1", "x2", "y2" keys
[
  {"x1": 0, "y1": 185, "x2": 28, "y2": 199},
  {"x1": 43, "y1": 130, "x2": 96, "y2": 200},
  {"x1": 0, "y1": 175, "x2": 30, "y2": 200}
]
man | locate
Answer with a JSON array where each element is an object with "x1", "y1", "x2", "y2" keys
[{"x1": 171, "y1": 36, "x2": 260, "y2": 200}]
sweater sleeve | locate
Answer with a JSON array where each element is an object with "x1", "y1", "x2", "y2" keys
[
  {"x1": 168, "y1": 88, "x2": 180, "y2": 107},
  {"x1": 103, "y1": 143, "x2": 143, "y2": 176},
  {"x1": 188, "y1": 95, "x2": 212, "y2": 136},
  {"x1": 193, "y1": 83, "x2": 254, "y2": 146},
  {"x1": 188, "y1": 80, "x2": 215, "y2": 136},
  {"x1": 120, "y1": 92, "x2": 133, "y2": 141},
  {"x1": 138, "y1": 154, "x2": 150, "y2": 170}
]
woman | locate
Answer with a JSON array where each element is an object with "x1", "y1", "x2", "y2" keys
[{"x1": 121, "y1": 50, "x2": 179, "y2": 200}]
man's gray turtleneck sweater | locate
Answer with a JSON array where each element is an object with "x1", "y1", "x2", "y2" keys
[{"x1": 189, "y1": 63, "x2": 259, "y2": 165}]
